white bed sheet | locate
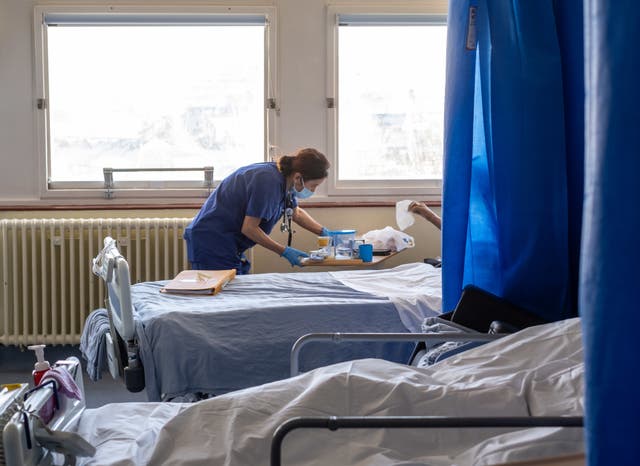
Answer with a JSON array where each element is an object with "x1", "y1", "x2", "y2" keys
[
  {"x1": 330, "y1": 262, "x2": 442, "y2": 332},
  {"x1": 76, "y1": 318, "x2": 584, "y2": 466}
]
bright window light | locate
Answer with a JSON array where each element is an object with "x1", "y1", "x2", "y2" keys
[
  {"x1": 338, "y1": 24, "x2": 446, "y2": 181},
  {"x1": 46, "y1": 25, "x2": 264, "y2": 182}
]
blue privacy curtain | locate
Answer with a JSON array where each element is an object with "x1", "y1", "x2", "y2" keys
[
  {"x1": 442, "y1": 0, "x2": 584, "y2": 321},
  {"x1": 582, "y1": 0, "x2": 640, "y2": 463}
]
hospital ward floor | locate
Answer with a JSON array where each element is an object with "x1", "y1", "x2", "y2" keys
[{"x1": 0, "y1": 344, "x2": 147, "y2": 407}]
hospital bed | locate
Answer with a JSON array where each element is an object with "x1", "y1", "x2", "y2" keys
[
  {"x1": 3, "y1": 317, "x2": 585, "y2": 465},
  {"x1": 88, "y1": 237, "x2": 443, "y2": 401}
]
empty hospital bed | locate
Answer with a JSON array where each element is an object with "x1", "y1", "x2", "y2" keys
[
  {"x1": 2, "y1": 318, "x2": 585, "y2": 465},
  {"x1": 86, "y1": 237, "x2": 443, "y2": 401}
]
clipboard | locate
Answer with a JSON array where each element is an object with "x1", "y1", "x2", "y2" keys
[{"x1": 160, "y1": 269, "x2": 236, "y2": 295}]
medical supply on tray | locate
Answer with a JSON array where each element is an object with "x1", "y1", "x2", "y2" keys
[
  {"x1": 328, "y1": 229, "x2": 357, "y2": 259},
  {"x1": 316, "y1": 236, "x2": 331, "y2": 257},
  {"x1": 358, "y1": 243, "x2": 374, "y2": 262},
  {"x1": 317, "y1": 236, "x2": 330, "y2": 248},
  {"x1": 351, "y1": 239, "x2": 365, "y2": 257},
  {"x1": 27, "y1": 344, "x2": 51, "y2": 385},
  {"x1": 308, "y1": 231, "x2": 379, "y2": 263},
  {"x1": 309, "y1": 249, "x2": 328, "y2": 261}
]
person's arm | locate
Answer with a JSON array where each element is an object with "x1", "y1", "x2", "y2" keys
[
  {"x1": 409, "y1": 202, "x2": 442, "y2": 230},
  {"x1": 291, "y1": 206, "x2": 324, "y2": 235},
  {"x1": 241, "y1": 215, "x2": 287, "y2": 255},
  {"x1": 241, "y1": 215, "x2": 308, "y2": 266}
]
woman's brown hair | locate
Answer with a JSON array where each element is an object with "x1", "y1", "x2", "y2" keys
[{"x1": 277, "y1": 148, "x2": 330, "y2": 180}]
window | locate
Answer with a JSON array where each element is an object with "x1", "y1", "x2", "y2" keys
[
  {"x1": 34, "y1": 6, "x2": 275, "y2": 197},
  {"x1": 327, "y1": 7, "x2": 447, "y2": 196}
]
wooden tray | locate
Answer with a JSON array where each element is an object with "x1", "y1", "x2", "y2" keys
[{"x1": 300, "y1": 251, "x2": 399, "y2": 267}]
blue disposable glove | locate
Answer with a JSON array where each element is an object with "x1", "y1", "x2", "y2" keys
[
  {"x1": 281, "y1": 246, "x2": 309, "y2": 267},
  {"x1": 320, "y1": 227, "x2": 333, "y2": 237}
]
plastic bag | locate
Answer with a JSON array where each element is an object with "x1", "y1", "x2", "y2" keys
[{"x1": 362, "y1": 226, "x2": 415, "y2": 252}]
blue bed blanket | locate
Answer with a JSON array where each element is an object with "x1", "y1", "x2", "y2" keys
[{"x1": 132, "y1": 266, "x2": 439, "y2": 401}]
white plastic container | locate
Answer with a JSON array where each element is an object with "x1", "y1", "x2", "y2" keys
[{"x1": 27, "y1": 344, "x2": 50, "y2": 385}]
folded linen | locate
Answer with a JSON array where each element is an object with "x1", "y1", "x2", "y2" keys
[{"x1": 79, "y1": 308, "x2": 110, "y2": 381}]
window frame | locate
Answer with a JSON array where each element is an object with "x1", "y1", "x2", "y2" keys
[
  {"x1": 33, "y1": 4, "x2": 277, "y2": 201},
  {"x1": 326, "y1": 3, "x2": 448, "y2": 198}
]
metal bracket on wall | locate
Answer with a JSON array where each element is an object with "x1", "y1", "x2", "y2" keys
[{"x1": 103, "y1": 166, "x2": 214, "y2": 199}]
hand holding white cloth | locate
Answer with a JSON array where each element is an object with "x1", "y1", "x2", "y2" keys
[{"x1": 395, "y1": 199, "x2": 415, "y2": 231}]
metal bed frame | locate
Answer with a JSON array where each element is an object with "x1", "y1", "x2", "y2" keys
[
  {"x1": 92, "y1": 236, "x2": 145, "y2": 393},
  {"x1": 290, "y1": 284, "x2": 549, "y2": 376},
  {"x1": 1, "y1": 357, "x2": 93, "y2": 466},
  {"x1": 270, "y1": 415, "x2": 584, "y2": 466},
  {"x1": 290, "y1": 331, "x2": 504, "y2": 376}
]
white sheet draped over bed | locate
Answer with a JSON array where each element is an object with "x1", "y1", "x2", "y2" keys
[
  {"x1": 76, "y1": 318, "x2": 584, "y2": 466},
  {"x1": 331, "y1": 262, "x2": 443, "y2": 332}
]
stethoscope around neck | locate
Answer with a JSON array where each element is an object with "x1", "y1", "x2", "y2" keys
[{"x1": 280, "y1": 190, "x2": 295, "y2": 246}]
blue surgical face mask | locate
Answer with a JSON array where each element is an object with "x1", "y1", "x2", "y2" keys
[{"x1": 293, "y1": 177, "x2": 314, "y2": 199}]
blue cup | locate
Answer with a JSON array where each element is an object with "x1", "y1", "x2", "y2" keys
[{"x1": 358, "y1": 243, "x2": 373, "y2": 262}]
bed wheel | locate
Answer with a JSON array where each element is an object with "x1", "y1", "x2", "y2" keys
[{"x1": 124, "y1": 365, "x2": 145, "y2": 392}]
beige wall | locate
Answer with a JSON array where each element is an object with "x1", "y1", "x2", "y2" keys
[
  {"x1": 253, "y1": 206, "x2": 441, "y2": 273},
  {"x1": 0, "y1": 206, "x2": 441, "y2": 273}
]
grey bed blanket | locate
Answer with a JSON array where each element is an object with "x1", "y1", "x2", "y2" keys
[{"x1": 131, "y1": 271, "x2": 415, "y2": 400}]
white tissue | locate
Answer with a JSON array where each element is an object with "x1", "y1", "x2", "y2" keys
[{"x1": 395, "y1": 200, "x2": 415, "y2": 231}]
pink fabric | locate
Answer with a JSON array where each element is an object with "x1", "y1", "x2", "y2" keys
[
  {"x1": 41, "y1": 366, "x2": 82, "y2": 400},
  {"x1": 38, "y1": 366, "x2": 82, "y2": 423}
]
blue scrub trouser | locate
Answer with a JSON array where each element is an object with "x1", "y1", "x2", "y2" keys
[{"x1": 191, "y1": 252, "x2": 251, "y2": 275}]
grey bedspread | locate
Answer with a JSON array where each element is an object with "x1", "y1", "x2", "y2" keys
[{"x1": 132, "y1": 271, "x2": 415, "y2": 400}]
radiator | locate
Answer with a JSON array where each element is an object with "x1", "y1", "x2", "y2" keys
[{"x1": 0, "y1": 218, "x2": 191, "y2": 346}]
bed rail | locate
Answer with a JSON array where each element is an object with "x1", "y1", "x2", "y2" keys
[
  {"x1": 270, "y1": 415, "x2": 584, "y2": 466},
  {"x1": 290, "y1": 332, "x2": 503, "y2": 376},
  {"x1": 1, "y1": 357, "x2": 92, "y2": 466}
]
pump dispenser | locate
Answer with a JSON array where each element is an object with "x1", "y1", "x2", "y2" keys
[{"x1": 27, "y1": 344, "x2": 51, "y2": 385}]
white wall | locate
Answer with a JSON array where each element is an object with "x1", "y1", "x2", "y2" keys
[
  {"x1": 0, "y1": 0, "x2": 444, "y2": 205},
  {"x1": 0, "y1": 0, "x2": 41, "y2": 201}
]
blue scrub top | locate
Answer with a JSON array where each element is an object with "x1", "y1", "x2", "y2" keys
[{"x1": 184, "y1": 162, "x2": 297, "y2": 273}]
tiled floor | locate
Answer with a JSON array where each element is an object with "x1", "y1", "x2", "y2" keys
[{"x1": 0, "y1": 345, "x2": 147, "y2": 408}]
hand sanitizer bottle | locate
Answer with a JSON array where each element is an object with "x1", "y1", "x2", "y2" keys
[{"x1": 27, "y1": 344, "x2": 51, "y2": 385}]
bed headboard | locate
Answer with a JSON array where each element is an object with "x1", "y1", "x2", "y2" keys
[{"x1": 92, "y1": 237, "x2": 135, "y2": 341}]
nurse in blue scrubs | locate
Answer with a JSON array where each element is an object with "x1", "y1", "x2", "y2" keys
[{"x1": 184, "y1": 147, "x2": 334, "y2": 274}]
